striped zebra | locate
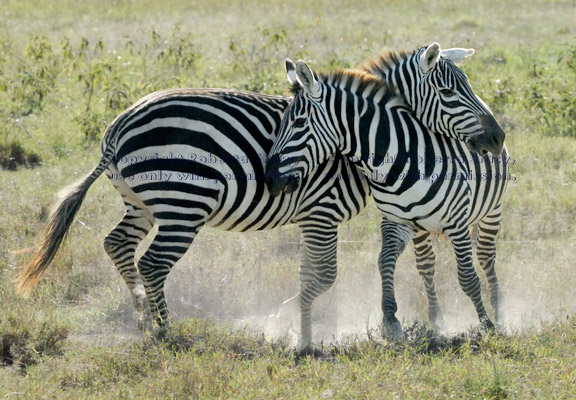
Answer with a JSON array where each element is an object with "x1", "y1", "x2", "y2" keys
[
  {"x1": 359, "y1": 44, "x2": 509, "y2": 333},
  {"x1": 266, "y1": 56, "x2": 507, "y2": 335},
  {"x1": 16, "y1": 45, "x2": 501, "y2": 347},
  {"x1": 16, "y1": 89, "x2": 370, "y2": 348}
]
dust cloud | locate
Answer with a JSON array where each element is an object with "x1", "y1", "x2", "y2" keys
[{"x1": 89, "y1": 224, "x2": 576, "y2": 345}]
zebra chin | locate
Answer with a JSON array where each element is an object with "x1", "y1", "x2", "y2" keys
[{"x1": 467, "y1": 133, "x2": 505, "y2": 157}]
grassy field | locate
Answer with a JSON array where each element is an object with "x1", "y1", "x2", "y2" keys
[{"x1": 1, "y1": 0, "x2": 575, "y2": 398}]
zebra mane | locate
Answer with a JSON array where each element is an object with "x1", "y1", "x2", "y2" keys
[
  {"x1": 291, "y1": 67, "x2": 398, "y2": 102},
  {"x1": 359, "y1": 47, "x2": 421, "y2": 77},
  {"x1": 323, "y1": 69, "x2": 391, "y2": 93},
  {"x1": 289, "y1": 82, "x2": 301, "y2": 96}
]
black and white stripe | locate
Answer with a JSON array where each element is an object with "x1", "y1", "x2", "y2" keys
[{"x1": 266, "y1": 58, "x2": 508, "y2": 335}]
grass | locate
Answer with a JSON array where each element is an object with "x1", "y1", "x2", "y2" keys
[
  {"x1": 0, "y1": 0, "x2": 575, "y2": 398},
  {"x1": 3, "y1": 319, "x2": 576, "y2": 398}
]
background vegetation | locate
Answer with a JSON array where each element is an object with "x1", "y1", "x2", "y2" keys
[{"x1": 1, "y1": 0, "x2": 575, "y2": 398}]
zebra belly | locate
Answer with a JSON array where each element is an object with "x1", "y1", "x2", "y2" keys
[
  {"x1": 370, "y1": 176, "x2": 473, "y2": 233},
  {"x1": 205, "y1": 159, "x2": 369, "y2": 232}
]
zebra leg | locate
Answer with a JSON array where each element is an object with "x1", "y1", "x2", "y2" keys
[
  {"x1": 296, "y1": 224, "x2": 338, "y2": 350},
  {"x1": 103, "y1": 201, "x2": 154, "y2": 323},
  {"x1": 412, "y1": 231, "x2": 444, "y2": 329},
  {"x1": 445, "y1": 225, "x2": 494, "y2": 329},
  {"x1": 137, "y1": 219, "x2": 204, "y2": 337},
  {"x1": 379, "y1": 218, "x2": 415, "y2": 338},
  {"x1": 476, "y1": 208, "x2": 504, "y2": 324}
]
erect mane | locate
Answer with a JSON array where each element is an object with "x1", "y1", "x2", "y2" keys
[
  {"x1": 288, "y1": 67, "x2": 402, "y2": 107},
  {"x1": 359, "y1": 47, "x2": 421, "y2": 77},
  {"x1": 289, "y1": 82, "x2": 301, "y2": 96},
  {"x1": 317, "y1": 68, "x2": 396, "y2": 98}
]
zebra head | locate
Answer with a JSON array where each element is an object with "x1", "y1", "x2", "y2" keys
[
  {"x1": 363, "y1": 43, "x2": 505, "y2": 156},
  {"x1": 266, "y1": 59, "x2": 340, "y2": 196}
]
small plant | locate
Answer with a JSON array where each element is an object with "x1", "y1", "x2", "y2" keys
[
  {"x1": 0, "y1": 313, "x2": 70, "y2": 373},
  {"x1": 229, "y1": 27, "x2": 306, "y2": 93},
  {"x1": 3, "y1": 35, "x2": 64, "y2": 116},
  {"x1": 0, "y1": 140, "x2": 41, "y2": 170}
]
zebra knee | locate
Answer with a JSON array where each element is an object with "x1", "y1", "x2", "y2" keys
[
  {"x1": 103, "y1": 233, "x2": 122, "y2": 258},
  {"x1": 299, "y1": 269, "x2": 337, "y2": 305},
  {"x1": 319, "y1": 268, "x2": 338, "y2": 292}
]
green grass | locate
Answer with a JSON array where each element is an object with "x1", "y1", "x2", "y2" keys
[
  {"x1": 1, "y1": 0, "x2": 576, "y2": 398},
  {"x1": 3, "y1": 319, "x2": 576, "y2": 398}
]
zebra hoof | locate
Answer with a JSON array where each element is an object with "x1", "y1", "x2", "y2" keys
[
  {"x1": 480, "y1": 316, "x2": 495, "y2": 331},
  {"x1": 152, "y1": 325, "x2": 168, "y2": 341},
  {"x1": 383, "y1": 318, "x2": 403, "y2": 340},
  {"x1": 138, "y1": 315, "x2": 154, "y2": 333}
]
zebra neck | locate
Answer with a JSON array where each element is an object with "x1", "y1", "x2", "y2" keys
[
  {"x1": 339, "y1": 95, "x2": 417, "y2": 174},
  {"x1": 331, "y1": 85, "x2": 386, "y2": 159},
  {"x1": 383, "y1": 50, "x2": 423, "y2": 115}
]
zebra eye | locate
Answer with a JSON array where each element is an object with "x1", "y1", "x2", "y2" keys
[
  {"x1": 439, "y1": 88, "x2": 456, "y2": 96},
  {"x1": 293, "y1": 117, "x2": 307, "y2": 128}
]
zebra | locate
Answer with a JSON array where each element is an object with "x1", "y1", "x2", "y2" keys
[
  {"x1": 266, "y1": 57, "x2": 507, "y2": 335},
  {"x1": 358, "y1": 43, "x2": 509, "y2": 333},
  {"x1": 16, "y1": 88, "x2": 370, "y2": 349}
]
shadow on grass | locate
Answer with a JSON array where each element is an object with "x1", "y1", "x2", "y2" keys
[
  {"x1": 0, "y1": 141, "x2": 41, "y2": 171},
  {"x1": 0, "y1": 316, "x2": 512, "y2": 376},
  {"x1": 144, "y1": 318, "x2": 295, "y2": 361}
]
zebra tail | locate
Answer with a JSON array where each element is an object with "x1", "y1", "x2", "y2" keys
[{"x1": 16, "y1": 147, "x2": 115, "y2": 296}]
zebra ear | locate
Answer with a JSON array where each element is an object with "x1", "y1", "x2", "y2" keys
[
  {"x1": 441, "y1": 48, "x2": 475, "y2": 65},
  {"x1": 420, "y1": 42, "x2": 441, "y2": 73},
  {"x1": 286, "y1": 58, "x2": 298, "y2": 85},
  {"x1": 295, "y1": 60, "x2": 320, "y2": 97}
]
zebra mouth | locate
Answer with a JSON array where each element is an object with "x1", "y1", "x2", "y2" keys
[
  {"x1": 282, "y1": 174, "x2": 300, "y2": 195},
  {"x1": 467, "y1": 140, "x2": 489, "y2": 157},
  {"x1": 467, "y1": 132, "x2": 503, "y2": 157},
  {"x1": 469, "y1": 115, "x2": 506, "y2": 157},
  {"x1": 266, "y1": 173, "x2": 300, "y2": 197},
  {"x1": 265, "y1": 154, "x2": 301, "y2": 197}
]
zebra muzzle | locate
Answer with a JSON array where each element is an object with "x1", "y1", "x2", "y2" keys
[
  {"x1": 282, "y1": 174, "x2": 300, "y2": 195},
  {"x1": 474, "y1": 114, "x2": 506, "y2": 156},
  {"x1": 265, "y1": 154, "x2": 300, "y2": 197}
]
